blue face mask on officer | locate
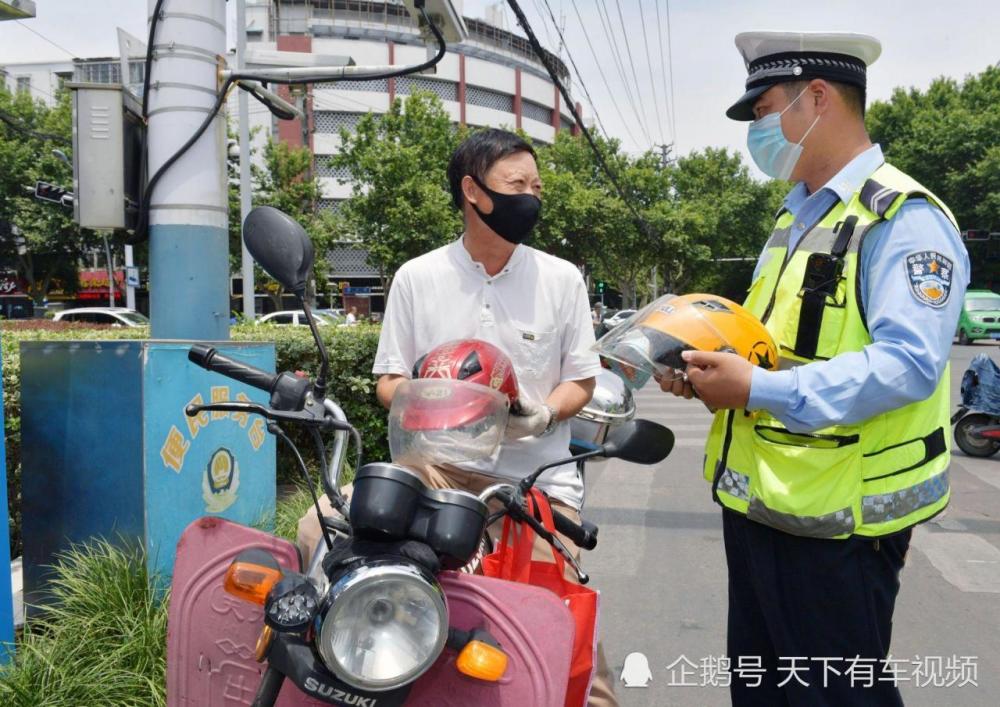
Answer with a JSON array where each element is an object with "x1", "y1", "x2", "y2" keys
[{"x1": 747, "y1": 86, "x2": 821, "y2": 180}]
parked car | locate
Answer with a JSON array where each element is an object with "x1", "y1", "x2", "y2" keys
[
  {"x1": 255, "y1": 310, "x2": 341, "y2": 327},
  {"x1": 53, "y1": 307, "x2": 150, "y2": 327},
  {"x1": 603, "y1": 309, "x2": 637, "y2": 329},
  {"x1": 957, "y1": 290, "x2": 1000, "y2": 345},
  {"x1": 316, "y1": 308, "x2": 346, "y2": 323}
]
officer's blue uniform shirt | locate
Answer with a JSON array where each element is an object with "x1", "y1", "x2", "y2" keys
[{"x1": 748, "y1": 144, "x2": 970, "y2": 433}]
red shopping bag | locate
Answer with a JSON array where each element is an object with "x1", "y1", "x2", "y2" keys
[{"x1": 481, "y1": 489, "x2": 600, "y2": 707}]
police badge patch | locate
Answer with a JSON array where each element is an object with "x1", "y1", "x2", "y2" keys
[{"x1": 905, "y1": 251, "x2": 953, "y2": 308}]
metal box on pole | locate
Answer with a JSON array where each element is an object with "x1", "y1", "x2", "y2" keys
[{"x1": 70, "y1": 83, "x2": 145, "y2": 232}]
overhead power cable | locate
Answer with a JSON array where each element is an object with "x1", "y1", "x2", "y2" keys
[
  {"x1": 664, "y1": 0, "x2": 678, "y2": 144},
  {"x1": 594, "y1": 0, "x2": 652, "y2": 145},
  {"x1": 613, "y1": 0, "x2": 652, "y2": 142},
  {"x1": 637, "y1": 0, "x2": 665, "y2": 144},
  {"x1": 566, "y1": 0, "x2": 641, "y2": 149},
  {"x1": 537, "y1": 0, "x2": 613, "y2": 140},
  {"x1": 504, "y1": 0, "x2": 659, "y2": 243},
  {"x1": 654, "y1": 0, "x2": 674, "y2": 143},
  {"x1": 15, "y1": 20, "x2": 77, "y2": 59}
]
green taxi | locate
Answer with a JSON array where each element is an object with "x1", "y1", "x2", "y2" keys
[{"x1": 957, "y1": 290, "x2": 1000, "y2": 344}]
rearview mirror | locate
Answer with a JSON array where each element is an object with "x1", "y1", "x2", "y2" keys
[
  {"x1": 602, "y1": 419, "x2": 674, "y2": 465},
  {"x1": 243, "y1": 206, "x2": 314, "y2": 296}
]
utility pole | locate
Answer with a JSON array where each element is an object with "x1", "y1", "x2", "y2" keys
[
  {"x1": 125, "y1": 244, "x2": 137, "y2": 310},
  {"x1": 237, "y1": 0, "x2": 255, "y2": 321},
  {"x1": 655, "y1": 142, "x2": 674, "y2": 169},
  {"x1": 100, "y1": 231, "x2": 116, "y2": 308},
  {"x1": 146, "y1": 0, "x2": 229, "y2": 340}
]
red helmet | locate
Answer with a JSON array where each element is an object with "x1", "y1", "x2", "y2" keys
[
  {"x1": 412, "y1": 339, "x2": 518, "y2": 404},
  {"x1": 400, "y1": 339, "x2": 518, "y2": 432}
]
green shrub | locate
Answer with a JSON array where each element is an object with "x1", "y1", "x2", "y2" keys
[
  {"x1": 0, "y1": 540, "x2": 168, "y2": 706},
  {"x1": 2, "y1": 322, "x2": 385, "y2": 558},
  {"x1": 0, "y1": 492, "x2": 310, "y2": 702}
]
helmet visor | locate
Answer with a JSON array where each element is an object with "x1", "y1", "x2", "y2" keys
[
  {"x1": 389, "y1": 379, "x2": 509, "y2": 466},
  {"x1": 594, "y1": 295, "x2": 736, "y2": 387}
]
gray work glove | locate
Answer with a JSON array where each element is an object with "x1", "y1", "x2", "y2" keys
[{"x1": 505, "y1": 398, "x2": 554, "y2": 441}]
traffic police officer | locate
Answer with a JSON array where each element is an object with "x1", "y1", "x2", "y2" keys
[{"x1": 662, "y1": 31, "x2": 970, "y2": 705}]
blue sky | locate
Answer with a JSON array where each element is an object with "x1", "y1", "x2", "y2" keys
[{"x1": 1, "y1": 0, "x2": 997, "y2": 175}]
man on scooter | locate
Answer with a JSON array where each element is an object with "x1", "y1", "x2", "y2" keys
[{"x1": 298, "y1": 128, "x2": 617, "y2": 706}]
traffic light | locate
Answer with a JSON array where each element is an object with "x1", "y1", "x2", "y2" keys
[
  {"x1": 34, "y1": 181, "x2": 72, "y2": 207},
  {"x1": 596, "y1": 281, "x2": 606, "y2": 294},
  {"x1": 962, "y1": 229, "x2": 990, "y2": 241}
]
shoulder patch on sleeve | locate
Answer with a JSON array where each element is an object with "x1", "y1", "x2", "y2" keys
[{"x1": 905, "y1": 251, "x2": 954, "y2": 308}]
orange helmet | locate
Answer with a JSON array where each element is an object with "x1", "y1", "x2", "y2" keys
[{"x1": 594, "y1": 293, "x2": 777, "y2": 387}]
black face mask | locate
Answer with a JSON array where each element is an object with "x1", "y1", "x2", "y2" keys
[{"x1": 469, "y1": 175, "x2": 542, "y2": 245}]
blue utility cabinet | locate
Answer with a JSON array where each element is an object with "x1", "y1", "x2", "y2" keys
[{"x1": 20, "y1": 340, "x2": 277, "y2": 604}]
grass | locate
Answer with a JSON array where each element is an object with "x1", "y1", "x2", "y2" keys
[
  {"x1": 0, "y1": 491, "x2": 314, "y2": 705},
  {"x1": 275, "y1": 483, "x2": 323, "y2": 542},
  {"x1": 0, "y1": 540, "x2": 168, "y2": 707}
]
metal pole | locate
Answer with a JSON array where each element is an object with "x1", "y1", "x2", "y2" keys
[
  {"x1": 146, "y1": 0, "x2": 229, "y2": 340},
  {"x1": 237, "y1": 0, "x2": 255, "y2": 321},
  {"x1": 125, "y1": 244, "x2": 136, "y2": 310},
  {"x1": 101, "y1": 231, "x2": 116, "y2": 308}
]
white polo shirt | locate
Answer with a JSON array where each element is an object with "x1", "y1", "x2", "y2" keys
[{"x1": 373, "y1": 236, "x2": 602, "y2": 508}]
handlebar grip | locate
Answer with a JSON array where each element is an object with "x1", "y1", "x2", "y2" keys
[
  {"x1": 188, "y1": 344, "x2": 278, "y2": 393},
  {"x1": 551, "y1": 508, "x2": 598, "y2": 550}
]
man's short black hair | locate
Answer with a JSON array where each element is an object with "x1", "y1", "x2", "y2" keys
[
  {"x1": 447, "y1": 128, "x2": 536, "y2": 210},
  {"x1": 782, "y1": 79, "x2": 865, "y2": 118}
]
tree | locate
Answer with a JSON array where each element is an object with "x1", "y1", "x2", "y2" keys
[
  {"x1": 228, "y1": 136, "x2": 333, "y2": 310},
  {"x1": 867, "y1": 65, "x2": 1000, "y2": 286},
  {"x1": 0, "y1": 87, "x2": 98, "y2": 306},
  {"x1": 534, "y1": 134, "x2": 781, "y2": 308},
  {"x1": 671, "y1": 148, "x2": 785, "y2": 299},
  {"x1": 330, "y1": 92, "x2": 463, "y2": 292},
  {"x1": 535, "y1": 132, "x2": 689, "y2": 308}
]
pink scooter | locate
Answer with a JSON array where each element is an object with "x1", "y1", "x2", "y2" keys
[{"x1": 165, "y1": 206, "x2": 674, "y2": 707}]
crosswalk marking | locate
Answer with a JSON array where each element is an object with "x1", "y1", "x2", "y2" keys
[{"x1": 912, "y1": 527, "x2": 1000, "y2": 593}]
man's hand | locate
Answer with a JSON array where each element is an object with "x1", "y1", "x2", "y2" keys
[
  {"x1": 505, "y1": 398, "x2": 553, "y2": 440},
  {"x1": 681, "y1": 350, "x2": 753, "y2": 409}
]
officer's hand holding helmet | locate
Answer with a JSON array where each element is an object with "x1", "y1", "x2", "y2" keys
[{"x1": 594, "y1": 294, "x2": 778, "y2": 400}]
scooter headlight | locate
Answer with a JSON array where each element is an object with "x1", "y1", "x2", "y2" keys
[{"x1": 317, "y1": 564, "x2": 447, "y2": 692}]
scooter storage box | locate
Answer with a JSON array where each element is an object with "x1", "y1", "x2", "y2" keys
[
  {"x1": 350, "y1": 463, "x2": 488, "y2": 567},
  {"x1": 20, "y1": 340, "x2": 277, "y2": 603}
]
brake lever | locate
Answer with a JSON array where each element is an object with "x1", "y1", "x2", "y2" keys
[{"x1": 186, "y1": 401, "x2": 345, "y2": 430}]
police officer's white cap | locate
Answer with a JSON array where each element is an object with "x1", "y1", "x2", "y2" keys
[{"x1": 727, "y1": 31, "x2": 882, "y2": 121}]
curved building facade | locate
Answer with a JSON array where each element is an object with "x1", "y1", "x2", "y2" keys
[{"x1": 240, "y1": 1, "x2": 580, "y2": 293}]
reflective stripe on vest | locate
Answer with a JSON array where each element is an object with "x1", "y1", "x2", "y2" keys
[{"x1": 703, "y1": 163, "x2": 958, "y2": 538}]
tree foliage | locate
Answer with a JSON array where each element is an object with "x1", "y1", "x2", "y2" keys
[
  {"x1": 533, "y1": 132, "x2": 780, "y2": 306},
  {"x1": 228, "y1": 135, "x2": 334, "y2": 306},
  {"x1": 0, "y1": 86, "x2": 100, "y2": 305},
  {"x1": 330, "y1": 92, "x2": 464, "y2": 291},
  {"x1": 867, "y1": 65, "x2": 1000, "y2": 286}
]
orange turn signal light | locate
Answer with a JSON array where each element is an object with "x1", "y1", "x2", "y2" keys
[
  {"x1": 456, "y1": 640, "x2": 508, "y2": 682},
  {"x1": 224, "y1": 561, "x2": 282, "y2": 605}
]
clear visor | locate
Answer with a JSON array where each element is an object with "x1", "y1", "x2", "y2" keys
[
  {"x1": 389, "y1": 379, "x2": 509, "y2": 467},
  {"x1": 593, "y1": 294, "x2": 733, "y2": 388}
]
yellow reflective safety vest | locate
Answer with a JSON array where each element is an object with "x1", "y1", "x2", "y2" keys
[{"x1": 703, "y1": 163, "x2": 958, "y2": 538}]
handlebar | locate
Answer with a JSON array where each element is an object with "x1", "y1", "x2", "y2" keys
[
  {"x1": 551, "y1": 510, "x2": 599, "y2": 551},
  {"x1": 188, "y1": 344, "x2": 312, "y2": 411},
  {"x1": 189, "y1": 344, "x2": 278, "y2": 393}
]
